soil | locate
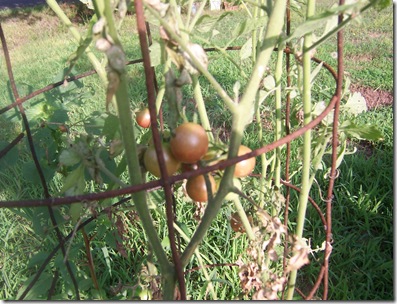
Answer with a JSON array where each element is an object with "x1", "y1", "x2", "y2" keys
[{"x1": 349, "y1": 84, "x2": 394, "y2": 110}]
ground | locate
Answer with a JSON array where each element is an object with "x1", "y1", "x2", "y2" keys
[{"x1": 350, "y1": 85, "x2": 393, "y2": 110}]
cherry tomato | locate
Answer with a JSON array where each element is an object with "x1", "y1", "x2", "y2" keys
[
  {"x1": 143, "y1": 143, "x2": 181, "y2": 177},
  {"x1": 170, "y1": 123, "x2": 209, "y2": 164},
  {"x1": 136, "y1": 108, "x2": 151, "y2": 128},
  {"x1": 186, "y1": 174, "x2": 216, "y2": 202},
  {"x1": 181, "y1": 163, "x2": 198, "y2": 172},
  {"x1": 234, "y1": 145, "x2": 256, "y2": 178}
]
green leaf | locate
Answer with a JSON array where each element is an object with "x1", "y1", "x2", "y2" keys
[
  {"x1": 59, "y1": 149, "x2": 81, "y2": 167},
  {"x1": 69, "y1": 203, "x2": 83, "y2": 223},
  {"x1": 16, "y1": 272, "x2": 53, "y2": 300},
  {"x1": 101, "y1": 246, "x2": 112, "y2": 277},
  {"x1": 194, "y1": 12, "x2": 233, "y2": 34},
  {"x1": 22, "y1": 161, "x2": 56, "y2": 185},
  {"x1": 84, "y1": 111, "x2": 107, "y2": 136},
  {"x1": 62, "y1": 164, "x2": 86, "y2": 195},
  {"x1": 310, "y1": 61, "x2": 323, "y2": 86},
  {"x1": 262, "y1": 75, "x2": 276, "y2": 91},
  {"x1": 102, "y1": 113, "x2": 120, "y2": 140},
  {"x1": 285, "y1": 2, "x2": 359, "y2": 42},
  {"x1": 64, "y1": 15, "x2": 97, "y2": 79},
  {"x1": 27, "y1": 251, "x2": 51, "y2": 269},
  {"x1": 370, "y1": 0, "x2": 392, "y2": 10},
  {"x1": 149, "y1": 42, "x2": 162, "y2": 67},
  {"x1": 340, "y1": 120, "x2": 383, "y2": 141},
  {"x1": 239, "y1": 37, "x2": 252, "y2": 61},
  {"x1": 231, "y1": 16, "x2": 267, "y2": 40},
  {"x1": 0, "y1": 140, "x2": 20, "y2": 169},
  {"x1": 343, "y1": 92, "x2": 367, "y2": 116},
  {"x1": 312, "y1": 101, "x2": 334, "y2": 125},
  {"x1": 78, "y1": 278, "x2": 94, "y2": 292}
]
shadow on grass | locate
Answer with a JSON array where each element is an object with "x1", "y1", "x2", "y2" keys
[{"x1": 0, "y1": 0, "x2": 92, "y2": 25}]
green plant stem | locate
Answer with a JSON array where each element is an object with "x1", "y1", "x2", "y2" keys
[
  {"x1": 305, "y1": 2, "x2": 372, "y2": 53},
  {"x1": 286, "y1": 0, "x2": 316, "y2": 299},
  {"x1": 255, "y1": 98, "x2": 266, "y2": 206},
  {"x1": 95, "y1": 150, "x2": 127, "y2": 188},
  {"x1": 180, "y1": 0, "x2": 287, "y2": 268},
  {"x1": 45, "y1": 0, "x2": 107, "y2": 84},
  {"x1": 173, "y1": 223, "x2": 217, "y2": 299},
  {"x1": 144, "y1": 4, "x2": 236, "y2": 112},
  {"x1": 194, "y1": 35, "x2": 250, "y2": 80},
  {"x1": 96, "y1": 2, "x2": 174, "y2": 294},
  {"x1": 273, "y1": 43, "x2": 284, "y2": 215},
  {"x1": 192, "y1": 75, "x2": 214, "y2": 141},
  {"x1": 232, "y1": 196, "x2": 256, "y2": 240},
  {"x1": 187, "y1": 0, "x2": 209, "y2": 32},
  {"x1": 251, "y1": 1, "x2": 259, "y2": 62}
]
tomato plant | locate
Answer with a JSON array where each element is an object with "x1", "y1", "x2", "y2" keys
[
  {"x1": 186, "y1": 174, "x2": 217, "y2": 202},
  {"x1": 170, "y1": 123, "x2": 209, "y2": 164},
  {"x1": 224, "y1": 178, "x2": 242, "y2": 201},
  {"x1": 136, "y1": 108, "x2": 151, "y2": 128},
  {"x1": 143, "y1": 143, "x2": 181, "y2": 177},
  {"x1": 234, "y1": 145, "x2": 256, "y2": 178}
]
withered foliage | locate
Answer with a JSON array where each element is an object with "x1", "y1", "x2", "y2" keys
[{"x1": 236, "y1": 206, "x2": 310, "y2": 300}]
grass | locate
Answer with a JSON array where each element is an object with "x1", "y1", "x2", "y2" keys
[{"x1": 0, "y1": 1, "x2": 393, "y2": 301}]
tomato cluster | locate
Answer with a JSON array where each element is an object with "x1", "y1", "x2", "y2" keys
[{"x1": 141, "y1": 121, "x2": 256, "y2": 202}]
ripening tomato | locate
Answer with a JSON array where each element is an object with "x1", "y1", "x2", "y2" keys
[
  {"x1": 136, "y1": 108, "x2": 151, "y2": 128},
  {"x1": 170, "y1": 123, "x2": 209, "y2": 164},
  {"x1": 186, "y1": 174, "x2": 216, "y2": 202},
  {"x1": 234, "y1": 145, "x2": 256, "y2": 178},
  {"x1": 143, "y1": 143, "x2": 181, "y2": 177},
  {"x1": 181, "y1": 162, "x2": 198, "y2": 172}
]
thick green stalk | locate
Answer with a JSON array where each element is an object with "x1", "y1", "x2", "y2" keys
[
  {"x1": 114, "y1": 70, "x2": 172, "y2": 273},
  {"x1": 173, "y1": 223, "x2": 217, "y2": 299},
  {"x1": 180, "y1": 0, "x2": 287, "y2": 267},
  {"x1": 232, "y1": 196, "x2": 256, "y2": 240},
  {"x1": 238, "y1": 0, "x2": 287, "y2": 127},
  {"x1": 251, "y1": 2, "x2": 259, "y2": 63},
  {"x1": 273, "y1": 43, "x2": 284, "y2": 215},
  {"x1": 286, "y1": 0, "x2": 316, "y2": 299},
  {"x1": 96, "y1": 1, "x2": 173, "y2": 290},
  {"x1": 192, "y1": 75, "x2": 214, "y2": 141},
  {"x1": 45, "y1": 0, "x2": 107, "y2": 84}
]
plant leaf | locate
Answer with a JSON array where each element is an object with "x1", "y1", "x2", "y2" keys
[
  {"x1": 343, "y1": 92, "x2": 367, "y2": 116},
  {"x1": 59, "y1": 149, "x2": 81, "y2": 167},
  {"x1": 239, "y1": 37, "x2": 252, "y2": 61},
  {"x1": 64, "y1": 15, "x2": 97, "y2": 79},
  {"x1": 340, "y1": 120, "x2": 383, "y2": 141}
]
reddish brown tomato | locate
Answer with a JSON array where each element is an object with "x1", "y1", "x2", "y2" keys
[
  {"x1": 136, "y1": 108, "x2": 151, "y2": 128},
  {"x1": 170, "y1": 123, "x2": 209, "y2": 164},
  {"x1": 143, "y1": 144, "x2": 181, "y2": 177},
  {"x1": 181, "y1": 162, "x2": 198, "y2": 172},
  {"x1": 186, "y1": 174, "x2": 216, "y2": 202},
  {"x1": 234, "y1": 145, "x2": 256, "y2": 178}
]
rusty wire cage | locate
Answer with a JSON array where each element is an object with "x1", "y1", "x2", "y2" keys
[{"x1": 0, "y1": 0, "x2": 350, "y2": 300}]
